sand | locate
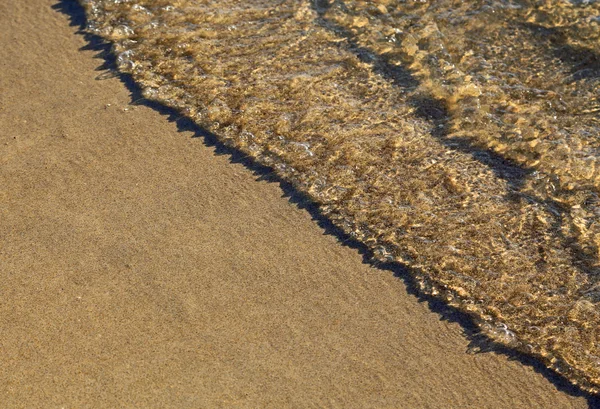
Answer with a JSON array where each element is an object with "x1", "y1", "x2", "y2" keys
[{"x1": 0, "y1": 0, "x2": 596, "y2": 407}]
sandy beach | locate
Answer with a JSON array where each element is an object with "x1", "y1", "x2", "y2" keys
[{"x1": 0, "y1": 1, "x2": 597, "y2": 407}]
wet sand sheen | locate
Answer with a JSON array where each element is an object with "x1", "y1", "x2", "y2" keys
[{"x1": 0, "y1": 0, "x2": 595, "y2": 407}]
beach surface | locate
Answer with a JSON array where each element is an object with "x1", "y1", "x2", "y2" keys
[{"x1": 0, "y1": 1, "x2": 594, "y2": 407}]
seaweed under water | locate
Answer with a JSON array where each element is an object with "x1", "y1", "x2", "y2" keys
[{"x1": 78, "y1": 0, "x2": 600, "y2": 392}]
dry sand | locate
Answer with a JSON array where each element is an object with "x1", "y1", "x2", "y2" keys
[{"x1": 0, "y1": 1, "x2": 597, "y2": 407}]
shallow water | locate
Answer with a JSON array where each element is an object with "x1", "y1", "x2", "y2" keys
[{"x1": 80, "y1": 0, "x2": 600, "y2": 392}]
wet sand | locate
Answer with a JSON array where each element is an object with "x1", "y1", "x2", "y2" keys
[{"x1": 0, "y1": 1, "x2": 595, "y2": 407}]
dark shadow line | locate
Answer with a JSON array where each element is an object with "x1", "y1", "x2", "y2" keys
[
  {"x1": 54, "y1": 1, "x2": 600, "y2": 406},
  {"x1": 407, "y1": 95, "x2": 533, "y2": 190},
  {"x1": 520, "y1": 21, "x2": 600, "y2": 83},
  {"x1": 310, "y1": 0, "x2": 532, "y2": 191}
]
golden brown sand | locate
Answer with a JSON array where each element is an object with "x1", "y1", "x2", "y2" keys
[{"x1": 0, "y1": 0, "x2": 596, "y2": 407}]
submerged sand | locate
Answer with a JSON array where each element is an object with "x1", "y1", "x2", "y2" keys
[{"x1": 0, "y1": 0, "x2": 596, "y2": 407}]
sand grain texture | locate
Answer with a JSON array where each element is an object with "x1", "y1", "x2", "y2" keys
[{"x1": 0, "y1": 1, "x2": 595, "y2": 407}]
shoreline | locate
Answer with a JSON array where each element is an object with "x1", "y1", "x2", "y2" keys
[{"x1": 0, "y1": 1, "x2": 595, "y2": 407}]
